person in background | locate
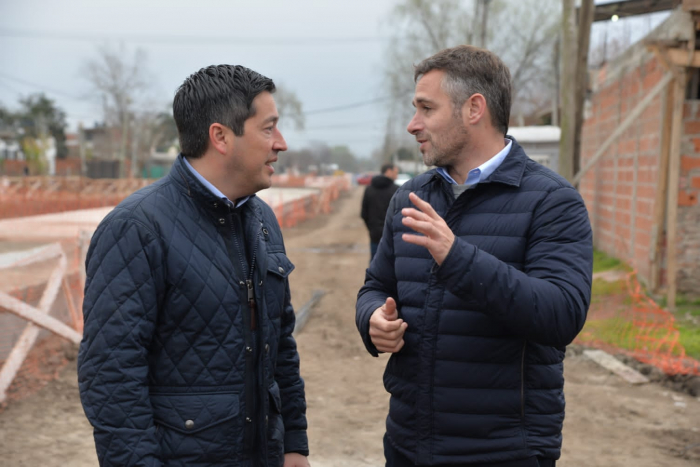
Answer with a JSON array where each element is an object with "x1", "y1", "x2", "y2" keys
[
  {"x1": 78, "y1": 64, "x2": 309, "y2": 467},
  {"x1": 356, "y1": 45, "x2": 593, "y2": 467},
  {"x1": 361, "y1": 162, "x2": 399, "y2": 261}
]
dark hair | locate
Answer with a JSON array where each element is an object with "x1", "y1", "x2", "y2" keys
[
  {"x1": 414, "y1": 45, "x2": 511, "y2": 135},
  {"x1": 381, "y1": 163, "x2": 396, "y2": 175},
  {"x1": 173, "y1": 65, "x2": 276, "y2": 159}
]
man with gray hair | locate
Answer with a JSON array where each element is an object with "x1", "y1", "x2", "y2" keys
[{"x1": 356, "y1": 46, "x2": 592, "y2": 466}]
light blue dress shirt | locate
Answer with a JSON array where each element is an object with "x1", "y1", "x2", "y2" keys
[{"x1": 436, "y1": 139, "x2": 513, "y2": 186}]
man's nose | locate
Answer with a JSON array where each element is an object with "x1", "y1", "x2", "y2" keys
[
  {"x1": 407, "y1": 113, "x2": 422, "y2": 135},
  {"x1": 273, "y1": 129, "x2": 288, "y2": 152}
]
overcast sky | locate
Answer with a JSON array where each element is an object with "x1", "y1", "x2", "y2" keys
[
  {"x1": 0, "y1": 0, "x2": 400, "y2": 159},
  {"x1": 0, "y1": 0, "x2": 671, "y2": 160}
]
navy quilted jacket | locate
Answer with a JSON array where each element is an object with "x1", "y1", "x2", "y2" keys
[
  {"x1": 78, "y1": 155, "x2": 307, "y2": 467},
  {"x1": 356, "y1": 138, "x2": 592, "y2": 465}
]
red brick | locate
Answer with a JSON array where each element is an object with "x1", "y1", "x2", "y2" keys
[
  {"x1": 685, "y1": 121, "x2": 700, "y2": 135},
  {"x1": 678, "y1": 190, "x2": 698, "y2": 206},
  {"x1": 636, "y1": 216, "x2": 654, "y2": 231},
  {"x1": 637, "y1": 185, "x2": 657, "y2": 199},
  {"x1": 635, "y1": 231, "x2": 651, "y2": 249},
  {"x1": 681, "y1": 156, "x2": 700, "y2": 172},
  {"x1": 692, "y1": 176, "x2": 700, "y2": 189}
]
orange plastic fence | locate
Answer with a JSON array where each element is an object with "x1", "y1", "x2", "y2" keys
[
  {"x1": 0, "y1": 239, "x2": 85, "y2": 407},
  {"x1": 272, "y1": 175, "x2": 351, "y2": 228},
  {"x1": 0, "y1": 173, "x2": 351, "y2": 409},
  {"x1": 577, "y1": 272, "x2": 700, "y2": 376},
  {"x1": 0, "y1": 176, "x2": 154, "y2": 220}
]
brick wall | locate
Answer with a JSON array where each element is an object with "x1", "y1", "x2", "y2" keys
[
  {"x1": 580, "y1": 56, "x2": 666, "y2": 287},
  {"x1": 678, "y1": 102, "x2": 700, "y2": 292},
  {"x1": 580, "y1": 54, "x2": 700, "y2": 295}
]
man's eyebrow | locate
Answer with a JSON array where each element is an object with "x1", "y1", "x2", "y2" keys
[
  {"x1": 262, "y1": 115, "x2": 279, "y2": 125},
  {"x1": 413, "y1": 97, "x2": 436, "y2": 107}
]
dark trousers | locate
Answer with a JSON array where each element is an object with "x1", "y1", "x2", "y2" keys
[{"x1": 384, "y1": 434, "x2": 556, "y2": 467}]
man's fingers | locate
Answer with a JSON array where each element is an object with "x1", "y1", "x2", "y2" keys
[
  {"x1": 375, "y1": 338, "x2": 405, "y2": 353},
  {"x1": 383, "y1": 297, "x2": 397, "y2": 316},
  {"x1": 370, "y1": 318, "x2": 404, "y2": 333},
  {"x1": 402, "y1": 233, "x2": 431, "y2": 248},
  {"x1": 401, "y1": 207, "x2": 431, "y2": 222},
  {"x1": 409, "y1": 192, "x2": 439, "y2": 219},
  {"x1": 401, "y1": 217, "x2": 436, "y2": 237}
]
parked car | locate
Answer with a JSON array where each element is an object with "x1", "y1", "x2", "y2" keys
[
  {"x1": 395, "y1": 173, "x2": 411, "y2": 186},
  {"x1": 356, "y1": 173, "x2": 375, "y2": 186}
]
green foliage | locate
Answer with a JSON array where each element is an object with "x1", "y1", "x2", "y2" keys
[
  {"x1": 591, "y1": 278, "x2": 626, "y2": 298},
  {"x1": 592, "y1": 249, "x2": 622, "y2": 273},
  {"x1": 677, "y1": 323, "x2": 700, "y2": 361},
  {"x1": 17, "y1": 94, "x2": 68, "y2": 158}
]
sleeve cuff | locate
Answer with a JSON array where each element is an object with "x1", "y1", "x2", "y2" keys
[{"x1": 284, "y1": 430, "x2": 309, "y2": 457}]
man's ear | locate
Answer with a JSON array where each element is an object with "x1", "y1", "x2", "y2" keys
[
  {"x1": 461, "y1": 93, "x2": 488, "y2": 126},
  {"x1": 209, "y1": 123, "x2": 231, "y2": 155}
]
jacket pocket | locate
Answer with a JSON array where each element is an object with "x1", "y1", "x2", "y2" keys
[
  {"x1": 267, "y1": 382, "x2": 285, "y2": 465},
  {"x1": 265, "y1": 252, "x2": 295, "y2": 319},
  {"x1": 150, "y1": 391, "x2": 241, "y2": 463}
]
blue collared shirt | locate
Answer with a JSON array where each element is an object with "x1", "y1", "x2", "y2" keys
[
  {"x1": 436, "y1": 139, "x2": 512, "y2": 186},
  {"x1": 182, "y1": 156, "x2": 250, "y2": 208}
]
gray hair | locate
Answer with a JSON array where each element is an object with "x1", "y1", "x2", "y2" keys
[{"x1": 414, "y1": 45, "x2": 512, "y2": 135}]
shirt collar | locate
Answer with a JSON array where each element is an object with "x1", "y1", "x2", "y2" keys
[
  {"x1": 437, "y1": 139, "x2": 513, "y2": 186},
  {"x1": 182, "y1": 156, "x2": 250, "y2": 208}
]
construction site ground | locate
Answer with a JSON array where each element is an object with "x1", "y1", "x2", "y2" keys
[{"x1": 0, "y1": 187, "x2": 699, "y2": 466}]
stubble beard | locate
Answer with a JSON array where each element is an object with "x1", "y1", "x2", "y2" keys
[{"x1": 421, "y1": 120, "x2": 470, "y2": 168}]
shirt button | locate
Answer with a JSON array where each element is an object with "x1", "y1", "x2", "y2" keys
[
  {"x1": 185, "y1": 419, "x2": 195, "y2": 430},
  {"x1": 264, "y1": 344, "x2": 270, "y2": 354},
  {"x1": 219, "y1": 218, "x2": 225, "y2": 224},
  {"x1": 246, "y1": 346, "x2": 253, "y2": 353},
  {"x1": 246, "y1": 417, "x2": 252, "y2": 423},
  {"x1": 278, "y1": 266, "x2": 285, "y2": 274},
  {"x1": 213, "y1": 202, "x2": 218, "y2": 208}
]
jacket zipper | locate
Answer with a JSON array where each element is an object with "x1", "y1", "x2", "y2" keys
[{"x1": 227, "y1": 204, "x2": 260, "y2": 455}]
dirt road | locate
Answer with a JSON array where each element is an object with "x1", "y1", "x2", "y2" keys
[{"x1": 1, "y1": 187, "x2": 699, "y2": 466}]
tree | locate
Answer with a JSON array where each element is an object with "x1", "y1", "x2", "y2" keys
[
  {"x1": 275, "y1": 84, "x2": 305, "y2": 131},
  {"x1": 381, "y1": 0, "x2": 561, "y2": 144},
  {"x1": 16, "y1": 93, "x2": 68, "y2": 159},
  {"x1": 83, "y1": 43, "x2": 150, "y2": 177}
]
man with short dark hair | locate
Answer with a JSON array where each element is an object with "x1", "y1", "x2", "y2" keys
[
  {"x1": 78, "y1": 65, "x2": 309, "y2": 467},
  {"x1": 361, "y1": 163, "x2": 399, "y2": 261},
  {"x1": 356, "y1": 45, "x2": 592, "y2": 466}
]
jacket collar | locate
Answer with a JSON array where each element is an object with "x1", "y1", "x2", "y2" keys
[
  {"x1": 169, "y1": 154, "x2": 263, "y2": 222},
  {"x1": 420, "y1": 136, "x2": 527, "y2": 189}
]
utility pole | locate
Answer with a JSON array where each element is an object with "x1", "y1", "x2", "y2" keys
[
  {"x1": 559, "y1": 0, "x2": 577, "y2": 182},
  {"x1": 552, "y1": 37, "x2": 560, "y2": 127},
  {"x1": 78, "y1": 122, "x2": 87, "y2": 178},
  {"x1": 480, "y1": 0, "x2": 492, "y2": 49},
  {"x1": 574, "y1": 0, "x2": 595, "y2": 178}
]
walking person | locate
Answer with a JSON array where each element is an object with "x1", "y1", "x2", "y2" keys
[
  {"x1": 356, "y1": 45, "x2": 593, "y2": 466},
  {"x1": 361, "y1": 163, "x2": 399, "y2": 261},
  {"x1": 78, "y1": 65, "x2": 310, "y2": 467}
]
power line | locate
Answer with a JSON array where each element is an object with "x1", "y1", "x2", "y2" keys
[
  {"x1": 0, "y1": 28, "x2": 395, "y2": 46},
  {"x1": 0, "y1": 71, "x2": 85, "y2": 101},
  {"x1": 305, "y1": 93, "x2": 411, "y2": 116}
]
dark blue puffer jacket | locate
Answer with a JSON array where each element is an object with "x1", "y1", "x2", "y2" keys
[
  {"x1": 78, "y1": 155, "x2": 307, "y2": 467},
  {"x1": 356, "y1": 138, "x2": 592, "y2": 465}
]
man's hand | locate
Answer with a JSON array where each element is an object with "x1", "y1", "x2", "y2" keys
[
  {"x1": 401, "y1": 192, "x2": 455, "y2": 265},
  {"x1": 369, "y1": 297, "x2": 408, "y2": 353},
  {"x1": 284, "y1": 452, "x2": 310, "y2": 467}
]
